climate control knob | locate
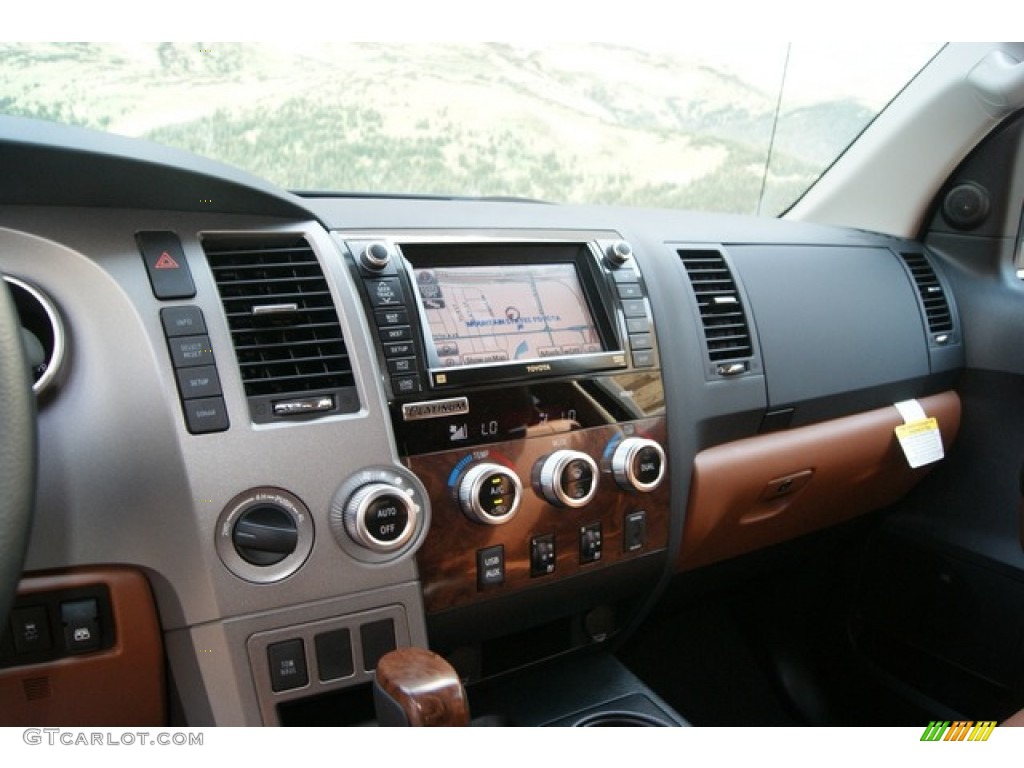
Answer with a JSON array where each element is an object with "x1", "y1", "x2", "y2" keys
[
  {"x1": 535, "y1": 450, "x2": 599, "y2": 508},
  {"x1": 611, "y1": 438, "x2": 666, "y2": 492},
  {"x1": 342, "y1": 483, "x2": 419, "y2": 552},
  {"x1": 458, "y1": 463, "x2": 522, "y2": 525}
]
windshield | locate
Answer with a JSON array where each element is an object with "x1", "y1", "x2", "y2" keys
[{"x1": 0, "y1": 42, "x2": 941, "y2": 215}]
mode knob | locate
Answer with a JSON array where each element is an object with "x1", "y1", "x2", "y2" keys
[
  {"x1": 535, "y1": 450, "x2": 599, "y2": 508},
  {"x1": 342, "y1": 483, "x2": 418, "y2": 552},
  {"x1": 611, "y1": 438, "x2": 666, "y2": 492},
  {"x1": 458, "y1": 463, "x2": 522, "y2": 525},
  {"x1": 360, "y1": 241, "x2": 392, "y2": 271}
]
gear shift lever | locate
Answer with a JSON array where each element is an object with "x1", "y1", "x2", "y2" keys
[{"x1": 373, "y1": 646, "x2": 470, "y2": 726}]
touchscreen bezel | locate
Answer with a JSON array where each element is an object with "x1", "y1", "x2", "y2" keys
[{"x1": 399, "y1": 241, "x2": 627, "y2": 389}]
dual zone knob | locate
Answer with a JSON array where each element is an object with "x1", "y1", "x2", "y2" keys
[{"x1": 458, "y1": 438, "x2": 665, "y2": 525}]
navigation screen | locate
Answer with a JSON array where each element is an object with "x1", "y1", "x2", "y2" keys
[{"x1": 414, "y1": 263, "x2": 605, "y2": 367}]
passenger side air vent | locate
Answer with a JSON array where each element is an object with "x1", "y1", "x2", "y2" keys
[
  {"x1": 204, "y1": 235, "x2": 360, "y2": 423},
  {"x1": 899, "y1": 251, "x2": 954, "y2": 343},
  {"x1": 679, "y1": 249, "x2": 753, "y2": 375}
]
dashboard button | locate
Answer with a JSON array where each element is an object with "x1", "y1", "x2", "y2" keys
[
  {"x1": 621, "y1": 299, "x2": 647, "y2": 318},
  {"x1": 616, "y1": 283, "x2": 644, "y2": 300},
  {"x1": 580, "y1": 523, "x2": 603, "y2": 564},
  {"x1": 268, "y1": 639, "x2": 308, "y2": 692},
  {"x1": 612, "y1": 267, "x2": 639, "y2": 284},
  {"x1": 360, "y1": 619, "x2": 397, "y2": 671},
  {"x1": 175, "y1": 365, "x2": 222, "y2": 399},
  {"x1": 168, "y1": 335, "x2": 214, "y2": 368},
  {"x1": 60, "y1": 598, "x2": 101, "y2": 653},
  {"x1": 366, "y1": 278, "x2": 406, "y2": 307},
  {"x1": 387, "y1": 357, "x2": 417, "y2": 375},
  {"x1": 624, "y1": 511, "x2": 647, "y2": 552},
  {"x1": 375, "y1": 308, "x2": 409, "y2": 327},
  {"x1": 626, "y1": 317, "x2": 651, "y2": 334},
  {"x1": 530, "y1": 534, "x2": 556, "y2": 577},
  {"x1": 384, "y1": 341, "x2": 416, "y2": 358},
  {"x1": 183, "y1": 396, "x2": 230, "y2": 434},
  {"x1": 631, "y1": 349, "x2": 656, "y2": 368},
  {"x1": 379, "y1": 325, "x2": 412, "y2": 343},
  {"x1": 392, "y1": 374, "x2": 422, "y2": 395},
  {"x1": 137, "y1": 231, "x2": 196, "y2": 300},
  {"x1": 315, "y1": 629, "x2": 354, "y2": 682},
  {"x1": 160, "y1": 305, "x2": 206, "y2": 337},
  {"x1": 477, "y1": 545, "x2": 506, "y2": 587},
  {"x1": 10, "y1": 605, "x2": 51, "y2": 654},
  {"x1": 629, "y1": 332, "x2": 653, "y2": 350}
]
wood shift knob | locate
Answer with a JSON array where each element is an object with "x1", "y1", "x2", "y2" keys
[{"x1": 373, "y1": 646, "x2": 470, "y2": 726}]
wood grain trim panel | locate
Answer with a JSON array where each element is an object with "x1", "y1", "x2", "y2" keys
[
  {"x1": 0, "y1": 566, "x2": 165, "y2": 726},
  {"x1": 679, "y1": 392, "x2": 961, "y2": 571},
  {"x1": 411, "y1": 417, "x2": 670, "y2": 614}
]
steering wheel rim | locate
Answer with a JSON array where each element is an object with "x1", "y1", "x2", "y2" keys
[{"x1": 0, "y1": 275, "x2": 35, "y2": 624}]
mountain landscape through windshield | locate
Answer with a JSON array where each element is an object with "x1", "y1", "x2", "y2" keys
[{"x1": 0, "y1": 42, "x2": 938, "y2": 214}]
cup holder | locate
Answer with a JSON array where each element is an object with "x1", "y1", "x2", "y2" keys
[{"x1": 574, "y1": 711, "x2": 669, "y2": 727}]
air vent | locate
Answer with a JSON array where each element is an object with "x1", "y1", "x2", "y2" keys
[
  {"x1": 204, "y1": 235, "x2": 359, "y2": 423},
  {"x1": 899, "y1": 251, "x2": 954, "y2": 340},
  {"x1": 679, "y1": 249, "x2": 753, "y2": 371}
]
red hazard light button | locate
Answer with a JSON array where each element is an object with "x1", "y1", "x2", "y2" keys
[{"x1": 136, "y1": 231, "x2": 196, "y2": 300}]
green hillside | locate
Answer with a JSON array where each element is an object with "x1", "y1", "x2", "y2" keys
[{"x1": 0, "y1": 42, "x2": 877, "y2": 214}]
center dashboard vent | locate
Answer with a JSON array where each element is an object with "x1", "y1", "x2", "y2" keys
[
  {"x1": 898, "y1": 251, "x2": 954, "y2": 343},
  {"x1": 203, "y1": 235, "x2": 359, "y2": 423},
  {"x1": 679, "y1": 249, "x2": 753, "y2": 376}
]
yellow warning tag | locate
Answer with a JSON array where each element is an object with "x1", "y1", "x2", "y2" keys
[{"x1": 894, "y1": 417, "x2": 943, "y2": 469}]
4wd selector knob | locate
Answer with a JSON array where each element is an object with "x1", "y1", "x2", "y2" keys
[
  {"x1": 458, "y1": 463, "x2": 522, "y2": 525},
  {"x1": 611, "y1": 438, "x2": 666, "y2": 492},
  {"x1": 535, "y1": 450, "x2": 599, "y2": 508},
  {"x1": 343, "y1": 483, "x2": 418, "y2": 552}
]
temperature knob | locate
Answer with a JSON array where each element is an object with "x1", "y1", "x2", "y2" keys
[
  {"x1": 458, "y1": 463, "x2": 522, "y2": 525},
  {"x1": 611, "y1": 438, "x2": 666, "y2": 492},
  {"x1": 342, "y1": 483, "x2": 418, "y2": 552},
  {"x1": 535, "y1": 450, "x2": 599, "y2": 508}
]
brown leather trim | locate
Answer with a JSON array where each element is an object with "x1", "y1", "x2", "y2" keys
[
  {"x1": 0, "y1": 566, "x2": 166, "y2": 726},
  {"x1": 679, "y1": 392, "x2": 961, "y2": 571}
]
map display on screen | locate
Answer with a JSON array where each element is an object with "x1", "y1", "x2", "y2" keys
[{"x1": 414, "y1": 263, "x2": 604, "y2": 367}]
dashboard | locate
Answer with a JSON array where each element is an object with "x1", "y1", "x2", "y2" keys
[{"x1": 0, "y1": 113, "x2": 971, "y2": 725}]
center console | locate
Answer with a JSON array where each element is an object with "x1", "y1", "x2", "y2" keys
[{"x1": 343, "y1": 233, "x2": 671, "y2": 678}]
